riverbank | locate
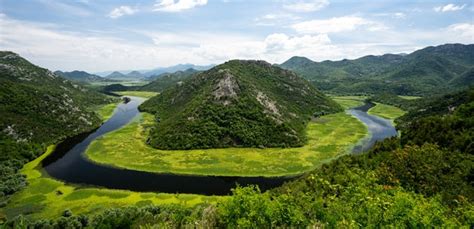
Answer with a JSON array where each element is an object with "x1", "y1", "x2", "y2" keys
[
  {"x1": 86, "y1": 111, "x2": 368, "y2": 177},
  {"x1": 1, "y1": 97, "x2": 221, "y2": 219},
  {"x1": 367, "y1": 102, "x2": 406, "y2": 122}
]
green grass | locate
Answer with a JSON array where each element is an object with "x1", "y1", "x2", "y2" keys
[
  {"x1": 1, "y1": 145, "x2": 222, "y2": 220},
  {"x1": 330, "y1": 96, "x2": 367, "y2": 109},
  {"x1": 398, "y1": 95, "x2": 422, "y2": 100},
  {"x1": 89, "y1": 81, "x2": 148, "y2": 87},
  {"x1": 368, "y1": 102, "x2": 406, "y2": 121},
  {"x1": 114, "y1": 91, "x2": 159, "y2": 98},
  {"x1": 85, "y1": 112, "x2": 368, "y2": 177},
  {"x1": 95, "y1": 102, "x2": 119, "y2": 121}
]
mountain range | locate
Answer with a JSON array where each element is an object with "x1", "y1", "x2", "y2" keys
[
  {"x1": 280, "y1": 43, "x2": 474, "y2": 95},
  {"x1": 54, "y1": 70, "x2": 115, "y2": 83},
  {"x1": 94, "y1": 63, "x2": 214, "y2": 79}
]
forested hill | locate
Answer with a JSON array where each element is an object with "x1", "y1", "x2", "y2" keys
[
  {"x1": 0, "y1": 51, "x2": 111, "y2": 199},
  {"x1": 139, "y1": 60, "x2": 342, "y2": 149},
  {"x1": 54, "y1": 70, "x2": 114, "y2": 83},
  {"x1": 138, "y1": 68, "x2": 199, "y2": 92},
  {"x1": 281, "y1": 43, "x2": 474, "y2": 95}
]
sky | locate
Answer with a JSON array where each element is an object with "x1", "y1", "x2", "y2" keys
[{"x1": 0, "y1": 0, "x2": 473, "y2": 72}]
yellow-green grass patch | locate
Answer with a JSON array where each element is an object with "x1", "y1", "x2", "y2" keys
[
  {"x1": 368, "y1": 103, "x2": 406, "y2": 122},
  {"x1": 2, "y1": 145, "x2": 222, "y2": 220},
  {"x1": 398, "y1": 95, "x2": 422, "y2": 100},
  {"x1": 330, "y1": 95, "x2": 367, "y2": 109},
  {"x1": 114, "y1": 91, "x2": 159, "y2": 98},
  {"x1": 85, "y1": 112, "x2": 368, "y2": 177},
  {"x1": 95, "y1": 102, "x2": 119, "y2": 121}
]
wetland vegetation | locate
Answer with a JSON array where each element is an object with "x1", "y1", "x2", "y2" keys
[
  {"x1": 86, "y1": 111, "x2": 367, "y2": 177},
  {"x1": 1, "y1": 43, "x2": 473, "y2": 228}
]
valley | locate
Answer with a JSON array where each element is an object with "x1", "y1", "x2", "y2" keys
[
  {"x1": 2, "y1": 92, "x2": 401, "y2": 219},
  {"x1": 1, "y1": 0, "x2": 473, "y2": 226},
  {"x1": 1, "y1": 44, "x2": 472, "y2": 227}
]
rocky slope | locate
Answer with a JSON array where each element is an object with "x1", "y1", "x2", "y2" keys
[{"x1": 140, "y1": 60, "x2": 342, "y2": 149}]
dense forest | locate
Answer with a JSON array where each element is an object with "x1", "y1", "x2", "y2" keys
[
  {"x1": 139, "y1": 60, "x2": 342, "y2": 149},
  {"x1": 3, "y1": 87, "x2": 472, "y2": 228},
  {"x1": 281, "y1": 44, "x2": 474, "y2": 95},
  {"x1": 0, "y1": 52, "x2": 113, "y2": 207}
]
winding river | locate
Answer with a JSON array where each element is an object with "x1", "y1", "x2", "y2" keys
[{"x1": 43, "y1": 97, "x2": 397, "y2": 195}]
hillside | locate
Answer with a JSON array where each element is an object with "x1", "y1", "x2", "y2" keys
[
  {"x1": 139, "y1": 60, "x2": 342, "y2": 150},
  {"x1": 126, "y1": 71, "x2": 144, "y2": 79},
  {"x1": 54, "y1": 70, "x2": 114, "y2": 83},
  {"x1": 0, "y1": 51, "x2": 112, "y2": 198},
  {"x1": 140, "y1": 68, "x2": 199, "y2": 92},
  {"x1": 281, "y1": 44, "x2": 474, "y2": 95}
]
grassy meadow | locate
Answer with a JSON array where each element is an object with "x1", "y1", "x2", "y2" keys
[
  {"x1": 1, "y1": 146, "x2": 222, "y2": 219},
  {"x1": 398, "y1": 95, "x2": 422, "y2": 100},
  {"x1": 85, "y1": 111, "x2": 368, "y2": 177},
  {"x1": 368, "y1": 102, "x2": 406, "y2": 121},
  {"x1": 114, "y1": 91, "x2": 158, "y2": 98},
  {"x1": 330, "y1": 95, "x2": 367, "y2": 109},
  {"x1": 96, "y1": 103, "x2": 119, "y2": 121}
]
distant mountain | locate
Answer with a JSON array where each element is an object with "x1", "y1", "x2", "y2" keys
[
  {"x1": 126, "y1": 71, "x2": 144, "y2": 78},
  {"x1": 280, "y1": 43, "x2": 474, "y2": 95},
  {"x1": 139, "y1": 60, "x2": 342, "y2": 150},
  {"x1": 106, "y1": 71, "x2": 127, "y2": 79},
  {"x1": 54, "y1": 70, "x2": 114, "y2": 83},
  {"x1": 144, "y1": 64, "x2": 214, "y2": 77},
  {"x1": 139, "y1": 68, "x2": 199, "y2": 92}
]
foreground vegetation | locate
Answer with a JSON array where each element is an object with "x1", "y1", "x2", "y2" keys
[
  {"x1": 1, "y1": 146, "x2": 222, "y2": 220},
  {"x1": 4, "y1": 88, "x2": 473, "y2": 227},
  {"x1": 86, "y1": 112, "x2": 367, "y2": 177}
]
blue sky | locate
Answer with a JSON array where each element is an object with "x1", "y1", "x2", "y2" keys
[{"x1": 0, "y1": 0, "x2": 472, "y2": 72}]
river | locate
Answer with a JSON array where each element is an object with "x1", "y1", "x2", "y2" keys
[{"x1": 43, "y1": 97, "x2": 397, "y2": 195}]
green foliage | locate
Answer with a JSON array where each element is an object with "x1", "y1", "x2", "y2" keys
[
  {"x1": 218, "y1": 186, "x2": 306, "y2": 228},
  {"x1": 11, "y1": 93, "x2": 473, "y2": 227},
  {"x1": 140, "y1": 60, "x2": 342, "y2": 149},
  {"x1": 281, "y1": 44, "x2": 474, "y2": 95},
  {"x1": 376, "y1": 144, "x2": 473, "y2": 203},
  {"x1": 398, "y1": 88, "x2": 473, "y2": 154},
  {"x1": 0, "y1": 51, "x2": 112, "y2": 203}
]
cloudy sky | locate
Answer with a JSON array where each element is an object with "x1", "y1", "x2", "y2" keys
[{"x1": 0, "y1": 0, "x2": 473, "y2": 72}]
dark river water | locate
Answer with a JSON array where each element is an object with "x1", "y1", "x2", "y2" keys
[
  {"x1": 43, "y1": 97, "x2": 397, "y2": 195},
  {"x1": 349, "y1": 102, "x2": 398, "y2": 153}
]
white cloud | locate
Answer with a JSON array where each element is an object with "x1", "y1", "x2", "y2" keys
[
  {"x1": 283, "y1": 0, "x2": 329, "y2": 12},
  {"x1": 434, "y1": 4, "x2": 465, "y2": 12},
  {"x1": 254, "y1": 13, "x2": 301, "y2": 26},
  {"x1": 292, "y1": 16, "x2": 386, "y2": 34},
  {"x1": 446, "y1": 23, "x2": 474, "y2": 40},
  {"x1": 154, "y1": 0, "x2": 208, "y2": 12},
  {"x1": 264, "y1": 33, "x2": 331, "y2": 52},
  {"x1": 1, "y1": 14, "x2": 472, "y2": 72},
  {"x1": 394, "y1": 12, "x2": 406, "y2": 19},
  {"x1": 108, "y1": 6, "x2": 138, "y2": 19}
]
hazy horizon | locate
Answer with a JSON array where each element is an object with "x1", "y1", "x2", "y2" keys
[{"x1": 0, "y1": 0, "x2": 473, "y2": 72}]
